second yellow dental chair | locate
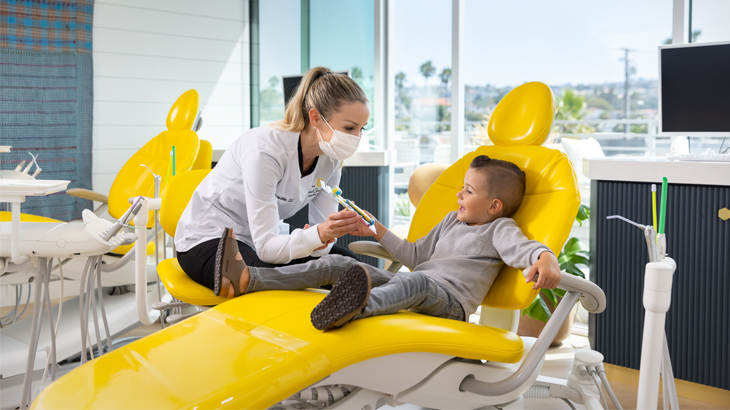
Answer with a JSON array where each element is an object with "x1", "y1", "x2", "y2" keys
[{"x1": 32, "y1": 82, "x2": 606, "y2": 410}]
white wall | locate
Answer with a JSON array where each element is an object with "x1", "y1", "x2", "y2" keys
[{"x1": 92, "y1": 0, "x2": 250, "y2": 195}]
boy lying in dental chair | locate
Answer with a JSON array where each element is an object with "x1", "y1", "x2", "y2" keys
[{"x1": 214, "y1": 155, "x2": 561, "y2": 330}]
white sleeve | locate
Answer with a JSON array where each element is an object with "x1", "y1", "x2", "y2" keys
[
  {"x1": 308, "y1": 166, "x2": 342, "y2": 257},
  {"x1": 242, "y1": 148, "x2": 325, "y2": 264}
]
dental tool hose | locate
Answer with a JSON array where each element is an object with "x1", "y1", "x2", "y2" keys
[{"x1": 41, "y1": 259, "x2": 64, "y2": 383}]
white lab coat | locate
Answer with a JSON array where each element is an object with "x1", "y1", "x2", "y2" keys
[{"x1": 174, "y1": 126, "x2": 341, "y2": 264}]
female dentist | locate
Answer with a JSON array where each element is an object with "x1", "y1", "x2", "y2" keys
[{"x1": 175, "y1": 67, "x2": 370, "y2": 296}]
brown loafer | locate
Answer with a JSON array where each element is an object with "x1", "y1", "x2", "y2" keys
[
  {"x1": 310, "y1": 264, "x2": 371, "y2": 331},
  {"x1": 213, "y1": 228, "x2": 246, "y2": 297}
]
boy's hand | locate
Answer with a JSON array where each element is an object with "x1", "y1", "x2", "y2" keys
[
  {"x1": 349, "y1": 208, "x2": 377, "y2": 237},
  {"x1": 525, "y1": 251, "x2": 561, "y2": 289},
  {"x1": 347, "y1": 205, "x2": 387, "y2": 241}
]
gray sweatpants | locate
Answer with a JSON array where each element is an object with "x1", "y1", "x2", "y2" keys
[{"x1": 246, "y1": 254, "x2": 465, "y2": 322}]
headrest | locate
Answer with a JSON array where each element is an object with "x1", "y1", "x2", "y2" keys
[
  {"x1": 166, "y1": 89, "x2": 200, "y2": 131},
  {"x1": 487, "y1": 82, "x2": 556, "y2": 147}
]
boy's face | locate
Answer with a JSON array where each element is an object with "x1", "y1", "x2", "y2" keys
[{"x1": 456, "y1": 168, "x2": 503, "y2": 226}]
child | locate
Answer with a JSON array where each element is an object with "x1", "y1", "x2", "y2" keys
[{"x1": 213, "y1": 155, "x2": 561, "y2": 331}]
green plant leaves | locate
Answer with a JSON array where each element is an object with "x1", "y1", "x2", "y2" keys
[
  {"x1": 522, "y1": 294, "x2": 552, "y2": 323},
  {"x1": 576, "y1": 204, "x2": 590, "y2": 226},
  {"x1": 541, "y1": 289, "x2": 558, "y2": 307},
  {"x1": 521, "y1": 205, "x2": 591, "y2": 322}
]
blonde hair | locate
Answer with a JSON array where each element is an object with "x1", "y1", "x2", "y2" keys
[{"x1": 271, "y1": 66, "x2": 369, "y2": 132}]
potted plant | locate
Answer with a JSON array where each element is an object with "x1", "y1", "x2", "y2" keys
[{"x1": 517, "y1": 204, "x2": 590, "y2": 346}]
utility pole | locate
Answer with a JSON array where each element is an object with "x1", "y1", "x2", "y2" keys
[{"x1": 620, "y1": 48, "x2": 634, "y2": 134}]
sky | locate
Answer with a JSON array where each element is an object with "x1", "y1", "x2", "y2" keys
[
  {"x1": 392, "y1": 0, "x2": 729, "y2": 88},
  {"x1": 259, "y1": 0, "x2": 730, "y2": 90}
]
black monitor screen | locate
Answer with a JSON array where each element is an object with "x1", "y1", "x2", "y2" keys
[
  {"x1": 282, "y1": 76, "x2": 302, "y2": 107},
  {"x1": 660, "y1": 43, "x2": 730, "y2": 133},
  {"x1": 282, "y1": 71, "x2": 350, "y2": 107}
]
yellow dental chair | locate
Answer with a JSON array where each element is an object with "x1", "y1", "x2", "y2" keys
[
  {"x1": 31, "y1": 82, "x2": 606, "y2": 410},
  {"x1": 66, "y1": 89, "x2": 202, "y2": 224},
  {"x1": 1, "y1": 90, "x2": 202, "y2": 287}
]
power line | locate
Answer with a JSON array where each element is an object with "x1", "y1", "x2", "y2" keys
[{"x1": 619, "y1": 48, "x2": 635, "y2": 133}]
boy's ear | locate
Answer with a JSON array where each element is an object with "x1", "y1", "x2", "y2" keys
[{"x1": 488, "y1": 198, "x2": 503, "y2": 215}]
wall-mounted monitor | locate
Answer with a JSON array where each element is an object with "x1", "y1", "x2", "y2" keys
[
  {"x1": 659, "y1": 41, "x2": 730, "y2": 136},
  {"x1": 282, "y1": 70, "x2": 350, "y2": 107}
]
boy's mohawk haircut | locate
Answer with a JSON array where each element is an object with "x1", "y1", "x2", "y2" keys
[{"x1": 469, "y1": 155, "x2": 526, "y2": 217}]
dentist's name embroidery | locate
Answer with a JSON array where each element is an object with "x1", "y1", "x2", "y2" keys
[{"x1": 307, "y1": 186, "x2": 322, "y2": 197}]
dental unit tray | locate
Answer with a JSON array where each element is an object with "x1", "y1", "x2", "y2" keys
[{"x1": 316, "y1": 178, "x2": 377, "y2": 234}]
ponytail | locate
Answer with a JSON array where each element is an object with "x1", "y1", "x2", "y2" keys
[{"x1": 271, "y1": 67, "x2": 368, "y2": 132}]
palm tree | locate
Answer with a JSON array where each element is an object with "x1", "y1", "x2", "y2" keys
[
  {"x1": 351, "y1": 66, "x2": 363, "y2": 83},
  {"x1": 439, "y1": 68, "x2": 451, "y2": 98},
  {"x1": 419, "y1": 60, "x2": 435, "y2": 87},
  {"x1": 439, "y1": 68, "x2": 451, "y2": 88},
  {"x1": 395, "y1": 71, "x2": 406, "y2": 93}
]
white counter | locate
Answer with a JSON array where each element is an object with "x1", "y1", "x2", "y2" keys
[
  {"x1": 583, "y1": 156, "x2": 730, "y2": 186},
  {"x1": 212, "y1": 149, "x2": 390, "y2": 167}
]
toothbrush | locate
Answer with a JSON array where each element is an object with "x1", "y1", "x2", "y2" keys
[{"x1": 316, "y1": 178, "x2": 377, "y2": 234}]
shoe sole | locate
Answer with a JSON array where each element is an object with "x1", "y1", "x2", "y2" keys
[
  {"x1": 213, "y1": 228, "x2": 232, "y2": 296},
  {"x1": 311, "y1": 264, "x2": 371, "y2": 331}
]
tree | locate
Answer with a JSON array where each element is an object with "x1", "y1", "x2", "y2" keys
[
  {"x1": 439, "y1": 68, "x2": 451, "y2": 88},
  {"x1": 554, "y1": 89, "x2": 595, "y2": 135},
  {"x1": 395, "y1": 71, "x2": 406, "y2": 91},
  {"x1": 663, "y1": 29, "x2": 702, "y2": 44},
  {"x1": 419, "y1": 60, "x2": 435, "y2": 87},
  {"x1": 351, "y1": 66, "x2": 363, "y2": 82}
]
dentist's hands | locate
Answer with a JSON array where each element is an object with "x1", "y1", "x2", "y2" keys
[
  {"x1": 316, "y1": 209, "x2": 361, "y2": 243},
  {"x1": 304, "y1": 224, "x2": 334, "y2": 251}
]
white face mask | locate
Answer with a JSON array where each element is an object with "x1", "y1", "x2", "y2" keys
[{"x1": 316, "y1": 115, "x2": 361, "y2": 161}]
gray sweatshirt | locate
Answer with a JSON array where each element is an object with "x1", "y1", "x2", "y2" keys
[{"x1": 379, "y1": 212, "x2": 552, "y2": 316}]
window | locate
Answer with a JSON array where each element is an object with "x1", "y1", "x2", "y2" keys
[
  {"x1": 391, "y1": 0, "x2": 452, "y2": 222},
  {"x1": 463, "y1": 0, "x2": 672, "y2": 159},
  {"x1": 310, "y1": 0, "x2": 376, "y2": 146},
  {"x1": 691, "y1": 0, "x2": 730, "y2": 44},
  {"x1": 258, "y1": 0, "x2": 301, "y2": 125}
]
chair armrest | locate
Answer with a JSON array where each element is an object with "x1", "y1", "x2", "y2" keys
[
  {"x1": 557, "y1": 272, "x2": 606, "y2": 314},
  {"x1": 348, "y1": 241, "x2": 397, "y2": 261},
  {"x1": 67, "y1": 188, "x2": 108, "y2": 203}
]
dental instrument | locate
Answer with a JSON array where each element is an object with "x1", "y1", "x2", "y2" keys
[
  {"x1": 141, "y1": 164, "x2": 166, "y2": 326},
  {"x1": 652, "y1": 184, "x2": 657, "y2": 234},
  {"x1": 316, "y1": 178, "x2": 377, "y2": 234},
  {"x1": 14, "y1": 160, "x2": 26, "y2": 172},
  {"x1": 26, "y1": 152, "x2": 42, "y2": 178},
  {"x1": 22, "y1": 154, "x2": 37, "y2": 174},
  {"x1": 103, "y1": 196, "x2": 143, "y2": 242},
  {"x1": 607, "y1": 178, "x2": 680, "y2": 410}
]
